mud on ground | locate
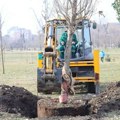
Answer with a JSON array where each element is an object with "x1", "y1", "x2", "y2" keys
[
  {"x1": 0, "y1": 81, "x2": 120, "y2": 119},
  {"x1": 0, "y1": 85, "x2": 38, "y2": 118},
  {"x1": 87, "y1": 81, "x2": 120, "y2": 116}
]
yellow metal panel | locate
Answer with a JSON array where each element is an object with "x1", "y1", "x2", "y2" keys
[
  {"x1": 38, "y1": 60, "x2": 43, "y2": 68},
  {"x1": 93, "y1": 50, "x2": 100, "y2": 74},
  {"x1": 70, "y1": 61, "x2": 94, "y2": 64},
  {"x1": 74, "y1": 77, "x2": 96, "y2": 82},
  {"x1": 75, "y1": 80, "x2": 96, "y2": 82},
  {"x1": 70, "y1": 64, "x2": 94, "y2": 67},
  {"x1": 38, "y1": 52, "x2": 43, "y2": 69},
  {"x1": 74, "y1": 77, "x2": 95, "y2": 80},
  {"x1": 70, "y1": 61, "x2": 94, "y2": 67}
]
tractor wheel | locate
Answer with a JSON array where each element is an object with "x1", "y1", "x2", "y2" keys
[
  {"x1": 87, "y1": 82, "x2": 95, "y2": 93},
  {"x1": 87, "y1": 82, "x2": 100, "y2": 94},
  {"x1": 95, "y1": 82, "x2": 100, "y2": 94}
]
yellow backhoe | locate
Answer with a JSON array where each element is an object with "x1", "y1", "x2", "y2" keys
[{"x1": 37, "y1": 18, "x2": 100, "y2": 95}]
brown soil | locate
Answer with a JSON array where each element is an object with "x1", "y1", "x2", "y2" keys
[
  {"x1": 87, "y1": 81, "x2": 120, "y2": 116},
  {"x1": 0, "y1": 85, "x2": 38, "y2": 118},
  {"x1": 37, "y1": 97, "x2": 89, "y2": 118},
  {"x1": 0, "y1": 81, "x2": 120, "y2": 119}
]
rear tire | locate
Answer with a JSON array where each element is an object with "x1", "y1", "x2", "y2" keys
[
  {"x1": 87, "y1": 82, "x2": 100, "y2": 94},
  {"x1": 95, "y1": 82, "x2": 100, "y2": 94},
  {"x1": 87, "y1": 82, "x2": 95, "y2": 93}
]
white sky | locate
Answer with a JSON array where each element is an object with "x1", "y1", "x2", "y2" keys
[
  {"x1": 92, "y1": 0, "x2": 118, "y2": 24},
  {"x1": 0, "y1": 0, "x2": 118, "y2": 35}
]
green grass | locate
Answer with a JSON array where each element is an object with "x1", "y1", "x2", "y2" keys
[
  {"x1": 100, "y1": 48, "x2": 120, "y2": 83},
  {"x1": 0, "y1": 51, "x2": 37, "y2": 95},
  {"x1": 0, "y1": 49, "x2": 120, "y2": 94}
]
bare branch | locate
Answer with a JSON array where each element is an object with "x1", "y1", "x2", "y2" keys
[{"x1": 54, "y1": 0, "x2": 71, "y2": 24}]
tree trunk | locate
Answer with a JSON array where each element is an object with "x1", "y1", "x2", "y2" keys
[
  {"x1": 64, "y1": 0, "x2": 77, "y2": 73},
  {"x1": 57, "y1": 0, "x2": 78, "y2": 103},
  {"x1": 59, "y1": 29, "x2": 74, "y2": 103},
  {"x1": 0, "y1": 28, "x2": 5, "y2": 74},
  {"x1": 64, "y1": 29, "x2": 73, "y2": 73}
]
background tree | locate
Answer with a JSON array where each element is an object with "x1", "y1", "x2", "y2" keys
[
  {"x1": 112, "y1": 0, "x2": 120, "y2": 22},
  {"x1": 41, "y1": 0, "x2": 50, "y2": 22},
  {"x1": 0, "y1": 13, "x2": 5, "y2": 74},
  {"x1": 42, "y1": 0, "x2": 55, "y2": 22}
]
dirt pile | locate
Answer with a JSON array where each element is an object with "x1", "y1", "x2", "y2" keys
[
  {"x1": 0, "y1": 85, "x2": 38, "y2": 118},
  {"x1": 0, "y1": 81, "x2": 120, "y2": 118},
  {"x1": 88, "y1": 81, "x2": 120, "y2": 115}
]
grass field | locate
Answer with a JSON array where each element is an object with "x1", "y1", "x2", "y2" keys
[
  {"x1": 0, "y1": 48, "x2": 120, "y2": 94},
  {"x1": 0, "y1": 51, "x2": 38, "y2": 95}
]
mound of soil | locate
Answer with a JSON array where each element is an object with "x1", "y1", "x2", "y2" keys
[
  {"x1": 88, "y1": 81, "x2": 120, "y2": 115},
  {"x1": 0, "y1": 81, "x2": 120, "y2": 119},
  {"x1": 0, "y1": 85, "x2": 38, "y2": 118}
]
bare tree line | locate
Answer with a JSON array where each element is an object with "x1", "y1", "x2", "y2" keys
[
  {"x1": 92, "y1": 23, "x2": 120, "y2": 48},
  {"x1": 1, "y1": 23, "x2": 120, "y2": 51},
  {"x1": 2, "y1": 27, "x2": 44, "y2": 50}
]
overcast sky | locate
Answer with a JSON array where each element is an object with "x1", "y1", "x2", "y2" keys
[{"x1": 0, "y1": 0, "x2": 118, "y2": 35}]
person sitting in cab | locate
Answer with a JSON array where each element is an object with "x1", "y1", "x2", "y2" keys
[{"x1": 59, "y1": 30, "x2": 78, "y2": 59}]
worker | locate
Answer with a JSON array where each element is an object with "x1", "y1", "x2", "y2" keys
[
  {"x1": 100, "y1": 51, "x2": 105, "y2": 62},
  {"x1": 59, "y1": 30, "x2": 78, "y2": 59}
]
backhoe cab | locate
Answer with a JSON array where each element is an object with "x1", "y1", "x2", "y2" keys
[{"x1": 37, "y1": 19, "x2": 99, "y2": 94}]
